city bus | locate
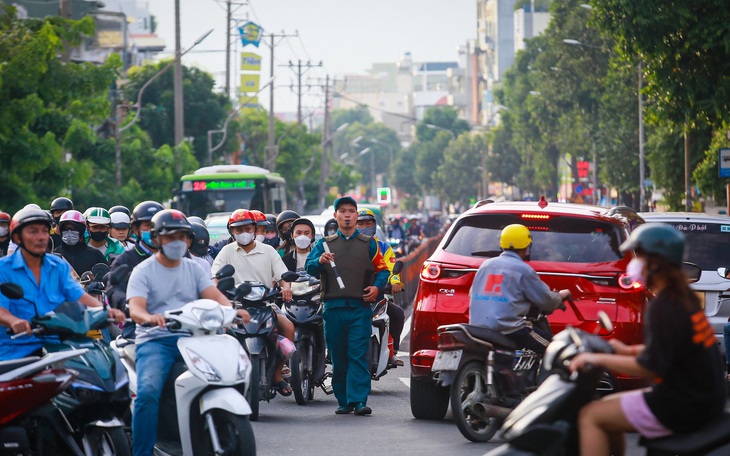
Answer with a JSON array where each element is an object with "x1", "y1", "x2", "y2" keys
[{"x1": 173, "y1": 165, "x2": 287, "y2": 218}]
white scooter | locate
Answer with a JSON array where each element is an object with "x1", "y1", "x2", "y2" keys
[
  {"x1": 113, "y1": 299, "x2": 255, "y2": 456},
  {"x1": 368, "y1": 261, "x2": 404, "y2": 380}
]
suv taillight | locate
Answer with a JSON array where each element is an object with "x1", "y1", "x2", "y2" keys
[
  {"x1": 618, "y1": 274, "x2": 643, "y2": 290},
  {"x1": 421, "y1": 262, "x2": 441, "y2": 280}
]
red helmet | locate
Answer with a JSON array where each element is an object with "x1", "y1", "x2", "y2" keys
[
  {"x1": 0, "y1": 212, "x2": 10, "y2": 224},
  {"x1": 249, "y1": 210, "x2": 268, "y2": 226},
  {"x1": 228, "y1": 209, "x2": 255, "y2": 230}
]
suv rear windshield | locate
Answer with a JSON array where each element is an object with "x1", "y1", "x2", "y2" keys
[
  {"x1": 444, "y1": 214, "x2": 624, "y2": 263},
  {"x1": 661, "y1": 222, "x2": 730, "y2": 271}
]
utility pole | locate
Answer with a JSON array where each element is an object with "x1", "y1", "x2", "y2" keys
[
  {"x1": 173, "y1": 0, "x2": 184, "y2": 145},
  {"x1": 224, "y1": 0, "x2": 232, "y2": 98},
  {"x1": 284, "y1": 60, "x2": 322, "y2": 125},
  {"x1": 59, "y1": 0, "x2": 71, "y2": 18},
  {"x1": 263, "y1": 31, "x2": 297, "y2": 171},
  {"x1": 318, "y1": 75, "x2": 332, "y2": 210}
]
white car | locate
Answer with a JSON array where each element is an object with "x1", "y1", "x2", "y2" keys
[
  {"x1": 204, "y1": 212, "x2": 232, "y2": 244},
  {"x1": 640, "y1": 212, "x2": 730, "y2": 355}
]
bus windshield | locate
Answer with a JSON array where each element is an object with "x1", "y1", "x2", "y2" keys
[{"x1": 177, "y1": 187, "x2": 260, "y2": 218}]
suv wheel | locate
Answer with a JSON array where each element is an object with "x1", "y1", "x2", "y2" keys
[{"x1": 410, "y1": 375, "x2": 449, "y2": 420}]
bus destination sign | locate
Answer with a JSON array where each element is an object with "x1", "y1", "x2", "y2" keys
[{"x1": 182, "y1": 180, "x2": 257, "y2": 192}]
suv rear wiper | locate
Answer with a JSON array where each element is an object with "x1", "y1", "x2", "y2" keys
[{"x1": 471, "y1": 250, "x2": 501, "y2": 258}]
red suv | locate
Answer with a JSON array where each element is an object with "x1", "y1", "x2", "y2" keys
[{"x1": 409, "y1": 200, "x2": 648, "y2": 420}]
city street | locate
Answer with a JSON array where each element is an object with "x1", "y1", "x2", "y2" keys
[{"x1": 251, "y1": 311, "x2": 644, "y2": 456}]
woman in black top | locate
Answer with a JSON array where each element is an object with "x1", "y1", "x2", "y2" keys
[{"x1": 570, "y1": 224, "x2": 725, "y2": 456}]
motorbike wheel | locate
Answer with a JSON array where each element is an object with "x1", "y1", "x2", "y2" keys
[
  {"x1": 451, "y1": 361, "x2": 502, "y2": 442},
  {"x1": 290, "y1": 350, "x2": 306, "y2": 405},
  {"x1": 196, "y1": 410, "x2": 255, "y2": 456},
  {"x1": 246, "y1": 354, "x2": 261, "y2": 421},
  {"x1": 85, "y1": 427, "x2": 131, "y2": 456}
]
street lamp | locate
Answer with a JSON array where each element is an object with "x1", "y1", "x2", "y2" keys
[
  {"x1": 317, "y1": 122, "x2": 350, "y2": 210},
  {"x1": 115, "y1": 29, "x2": 213, "y2": 187},
  {"x1": 207, "y1": 76, "x2": 277, "y2": 166},
  {"x1": 356, "y1": 147, "x2": 376, "y2": 201},
  {"x1": 425, "y1": 123, "x2": 456, "y2": 141}
]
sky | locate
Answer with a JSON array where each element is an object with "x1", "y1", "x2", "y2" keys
[{"x1": 147, "y1": 0, "x2": 477, "y2": 114}]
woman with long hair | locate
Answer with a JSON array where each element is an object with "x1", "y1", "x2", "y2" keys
[{"x1": 570, "y1": 223, "x2": 725, "y2": 456}]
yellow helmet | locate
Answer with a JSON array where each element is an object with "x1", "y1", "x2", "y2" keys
[
  {"x1": 499, "y1": 224, "x2": 532, "y2": 250},
  {"x1": 357, "y1": 208, "x2": 376, "y2": 222}
]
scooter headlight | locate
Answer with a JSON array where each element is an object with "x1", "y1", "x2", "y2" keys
[
  {"x1": 291, "y1": 282, "x2": 318, "y2": 297},
  {"x1": 236, "y1": 345, "x2": 251, "y2": 381},
  {"x1": 186, "y1": 348, "x2": 222, "y2": 382},
  {"x1": 244, "y1": 286, "x2": 266, "y2": 301},
  {"x1": 372, "y1": 301, "x2": 387, "y2": 319},
  {"x1": 192, "y1": 306, "x2": 224, "y2": 331}
]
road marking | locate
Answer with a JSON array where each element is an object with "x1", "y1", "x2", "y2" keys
[
  {"x1": 399, "y1": 377, "x2": 410, "y2": 388},
  {"x1": 401, "y1": 316, "x2": 411, "y2": 344}
]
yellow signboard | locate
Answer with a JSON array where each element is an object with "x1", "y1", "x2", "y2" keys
[
  {"x1": 240, "y1": 74, "x2": 260, "y2": 92},
  {"x1": 240, "y1": 95, "x2": 259, "y2": 106},
  {"x1": 240, "y1": 53, "x2": 262, "y2": 71}
]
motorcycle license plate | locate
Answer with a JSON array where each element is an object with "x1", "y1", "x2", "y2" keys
[{"x1": 431, "y1": 350, "x2": 462, "y2": 372}]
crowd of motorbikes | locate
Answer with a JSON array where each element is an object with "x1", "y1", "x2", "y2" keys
[{"x1": 0, "y1": 259, "x2": 405, "y2": 456}]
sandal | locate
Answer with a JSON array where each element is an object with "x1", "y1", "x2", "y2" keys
[
  {"x1": 274, "y1": 380, "x2": 293, "y2": 397},
  {"x1": 281, "y1": 365, "x2": 292, "y2": 379}
]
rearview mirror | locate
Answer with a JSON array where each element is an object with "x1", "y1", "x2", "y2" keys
[
  {"x1": 90, "y1": 263, "x2": 110, "y2": 281},
  {"x1": 682, "y1": 262, "x2": 702, "y2": 284},
  {"x1": 281, "y1": 271, "x2": 300, "y2": 283},
  {"x1": 393, "y1": 260, "x2": 404, "y2": 275},
  {"x1": 235, "y1": 284, "x2": 252, "y2": 300},
  {"x1": 215, "y1": 264, "x2": 235, "y2": 280},
  {"x1": 718, "y1": 267, "x2": 730, "y2": 280},
  {"x1": 217, "y1": 277, "x2": 235, "y2": 293},
  {"x1": 0, "y1": 282, "x2": 24, "y2": 300}
]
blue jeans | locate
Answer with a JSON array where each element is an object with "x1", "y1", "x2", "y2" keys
[{"x1": 133, "y1": 337, "x2": 184, "y2": 456}]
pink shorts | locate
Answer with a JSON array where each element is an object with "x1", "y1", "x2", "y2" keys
[{"x1": 620, "y1": 390, "x2": 673, "y2": 439}]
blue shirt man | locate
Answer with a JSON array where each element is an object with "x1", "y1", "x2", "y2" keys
[{"x1": 0, "y1": 207, "x2": 124, "y2": 361}]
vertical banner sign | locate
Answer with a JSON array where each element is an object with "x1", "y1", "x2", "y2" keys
[
  {"x1": 240, "y1": 53, "x2": 262, "y2": 71},
  {"x1": 238, "y1": 21, "x2": 263, "y2": 47},
  {"x1": 719, "y1": 148, "x2": 730, "y2": 178},
  {"x1": 240, "y1": 74, "x2": 261, "y2": 93}
]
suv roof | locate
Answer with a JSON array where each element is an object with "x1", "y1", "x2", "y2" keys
[{"x1": 464, "y1": 201, "x2": 643, "y2": 228}]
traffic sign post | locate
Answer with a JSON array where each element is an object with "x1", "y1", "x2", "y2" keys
[
  {"x1": 377, "y1": 187, "x2": 391, "y2": 206},
  {"x1": 719, "y1": 148, "x2": 730, "y2": 178}
]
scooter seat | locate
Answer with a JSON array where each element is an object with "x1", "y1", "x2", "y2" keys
[
  {"x1": 123, "y1": 344, "x2": 136, "y2": 369},
  {"x1": 0, "y1": 356, "x2": 41, "y2": 375},
  {"x1": 453, "y1": 324, "x2": 518, "y2": 350},
  {"x1": 640, "y1": 411, "x2": 730, "y2": 454}
]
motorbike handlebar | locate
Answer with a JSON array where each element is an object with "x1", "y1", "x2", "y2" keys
[{"x1": 9, "y1": 327, "x2": 44, "y2": 340}]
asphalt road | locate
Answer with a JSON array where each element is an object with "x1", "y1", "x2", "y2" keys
[{"x1": 250, "y1": 309, "x2": 644, "y2": 456}]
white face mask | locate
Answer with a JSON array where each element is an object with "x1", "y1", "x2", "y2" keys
[
  {"x1": 235, "y1": 232, "x2": 255, "y2": 246},
  {"x1": 294, "y1": 235, "x2": 312, "y2": 250},
  {"x1": 626, "y1": 257, "x2": 647, "y2": 286},
  {"x1": 255, "y1": 234, "x2": 265, "y2": 243},
  {"x1": 161, "y1": 240, "x2": 188, "y2": 261},
  {"x1": 0, "y1": 226, "x2": 8, "y2": 237}
]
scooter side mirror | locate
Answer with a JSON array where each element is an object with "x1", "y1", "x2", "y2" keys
[
  {"x1": 217, "y1": 277, "x2": 235, "y2": 293},
  {"x1": 392, "y1": 260, "x2": 404, "y2": 275},
  {"x1": 215, "y1": 264, "x2": 235, "y2": 280},
  {"x1": 717, "y1": 267, "x2": 730, "y2": 280},
  {"x1": 90, "y1": 263, "x2": 110, "y2": 281},
  {"x1": 682, "y1": 262, "x2": 701, "y2": 283},
  {"x1": 596, "y1": 310, "x2": 614, "y2": 333},
  {"x1": 281, "y1": 271, "x2": 300, "y2": 283},
  {"x1": 235, "y1": 284, "x2": 252, "y2": 300},
  {"x1": 0, "y1": 282, "x2": 24, "y2": 300}
]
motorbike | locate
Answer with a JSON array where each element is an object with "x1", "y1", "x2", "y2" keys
[
  {"x1": 225, "y1": 270, "x2": 300, "y2": 421},
  {"x1": 369, "y1": 261, "x2": 404, "y2": 381},
  {"x1": 431, "y1": 296, "x2": 579, "y2": 443},
  {"x1": 1, "y1": 282, "x2": 131, "y2": 455},
  {"x1": 281, "y1": 271, "x2": 331, "y2": 405},
  {"x1": 387, "y1": 238, "x2": 407, "y2": 258},
  {"x1": 407, "y1": 234, "x2": 422, "y2": 253},
  {"x1": 0, "y1": 347, "x2": 88, "y2": 455},
  {"x1": 486, "y1": 310, "x2": 730, "y2": 456},
  {"x1": 117, "y1": 299, "x2": 255, "y2": 456}
]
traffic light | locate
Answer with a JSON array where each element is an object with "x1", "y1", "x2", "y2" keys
[{"x1": 377, "y1": 187, "x2": 391, "y2": 206}]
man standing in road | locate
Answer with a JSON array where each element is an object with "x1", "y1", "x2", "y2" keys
[{"x1": 306, "y1": 196, "x2": 389, "y2": 416}]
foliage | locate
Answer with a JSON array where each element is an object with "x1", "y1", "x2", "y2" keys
[
  {"x1": 330, "y1": 104, "x2": 373, "y2": 130},
  {"x1": 435, "y1": 134, "x2": 485, "y2": 207},
  {"x1": 693, "y1": 123, "x2": 730, "y2": 206}
]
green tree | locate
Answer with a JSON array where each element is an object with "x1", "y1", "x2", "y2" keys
[
  {"x1": 435, "y1": 134, "x2": 484, "y2": 207},
  {"x1": 693, "y1": 124, "x2": 730, "y2": 207},
  {"x1": 330, "y1": 105, "x2": 373, "y2": 130},
  {"x1": 121, "y1": 61, "x2": 232, "y2": 166},
  {"x1": 0, "y1": 9, "x2": 119, "y2": 213}
]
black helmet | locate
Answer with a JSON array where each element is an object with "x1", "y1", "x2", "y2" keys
[
  {"x1": 150, "y1": 209, "x2": 193, "y2": 238},
  {"x1": 276, "y1": 210, "x2": 300, "y2": 232},
  {"x1": 10, "y1": 206, "x2": 53, "y2": 240},
  {"x1": 189, "y1": 222, "x2": 210, "y2": 256},
  {"x1": 265, "y1": 213, "x2": 277, "y2": 230},
  {"x1": 290, "y1": 217, "x2": 315, "y2": 235},
  {"x1": 132, "y1": 201, "x2": 164, "y2": 224},
  {"x1": 188, "y1": 216, "x2": 205, "y2": 225},
  {"x1": 109, "y1": 205, "x2": 131, "y2": 216},
  {"x1": 619, "y1": 223, "x2": 685, "y2": 266},
  {"x1": 324, "y1": 218, "x2": 338, "y2": 236},
  {"x1": 50, "y1": 197, "x2": 74, "y2": 212}
]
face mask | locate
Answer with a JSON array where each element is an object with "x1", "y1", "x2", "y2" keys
[
  {"x1": 359, "y1": 226, "x2": 376, "y2": 237},
  {"x1": 89, "y1": 231, "x2": 107, "y2": 242},
  {"x1": 0, "y1": 226, "x2": 8, "y2": 237},
  {"x1": 62, "y1": 230, "x2": 80, "y2": 246},
  {"x1": 326, "y1": 230, "x2": 337, "y2": 237},
  {"x1": 140, "y1": 230, "x2": 151, "y2": 243},
  {"x1": 161, "y1": 240, "x2": 188, "y2": 261},
  {"x1": 626, "y1": 257, "x2": 647, "y2": 286},
  {"x1": 265, "y1": 232, "x2": 277, "y2": 239},
  {"x1": 294, "y1": 235, "x2": 312, "y2": 250},
  {"x1": 235, "y1": 232, "x2": 254, "y2": 246},
  {"x1": 255, "y1": 234, "x2": 265, "y2": 243}
]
